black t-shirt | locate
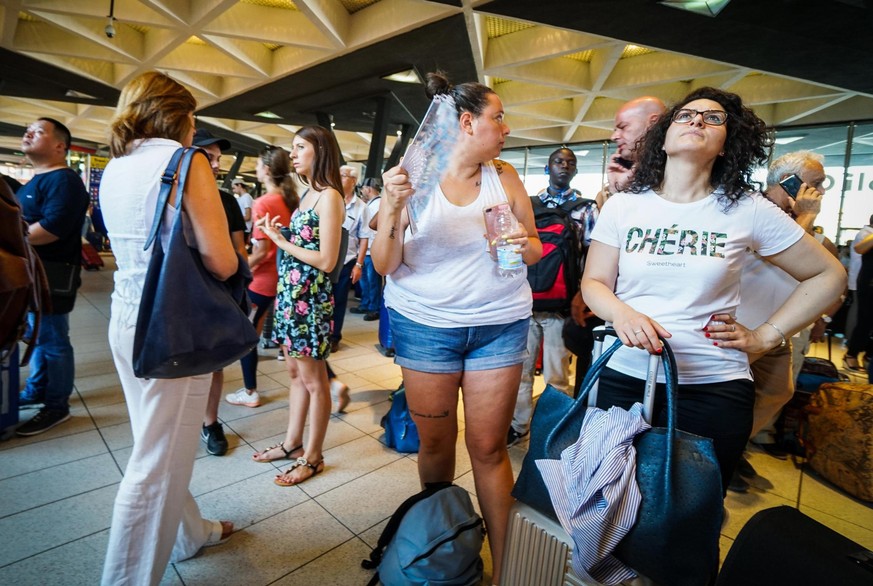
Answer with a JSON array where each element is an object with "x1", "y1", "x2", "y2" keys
[
  {"x1": 17, "y1": 168, "x2": 89, "y2": 265},
  {"x1": 219, "y1": 188, "x2": 245, "y2": 236}
]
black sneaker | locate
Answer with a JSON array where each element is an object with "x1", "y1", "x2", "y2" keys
[
  {"x1": 201, "y1": 422, "x2": 229, "y2": 456},
  {"x1": 727, "y1": 470, "x2": 750, "y2": 493},
  {"x1": 16, "y1": 408, "x2": 71, "y2": 436},
  {"x1": 507, "y1": 427, "x2": 529, "y2": 448},
  {"x1": 349, "y1": 306, "x2": 368, "y2": 315},
  {"x1": 363, "y1": 312, "x2": 380, "y2": 321},
  {"x1": 735, "y1": 455, "x2": 757, "y2": 478},
  {"x1": 751, "y1": 440, "x2": 788, "y2": 460}
]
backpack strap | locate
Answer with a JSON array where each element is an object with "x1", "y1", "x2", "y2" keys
[
  {"x1": 143, "y1": 147, "x2": 190, "y2": 251},
  {"x1": 361, "y1": 481, "x2": 454, "y2": 574}
]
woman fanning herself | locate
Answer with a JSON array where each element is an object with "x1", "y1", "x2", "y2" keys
[
  {"x1": 581, "y1": 87, "x2": 846, "y2": 495},
  {"x1": 226, "y1": 146, "x2": 295, "y2": 411},
  {"x1": 371, "y1": 71, "x2": 542, "y2": 583},
  {"x1": 100, "y1": 71, "x2": 237, "y2": 585},
  {"x1": 256, "y1": 125, "x2": 345, "y2": 485}
]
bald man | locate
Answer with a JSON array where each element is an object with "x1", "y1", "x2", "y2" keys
[{"x1": 595, "y1": 96, "x2": 666, "y2": 209}]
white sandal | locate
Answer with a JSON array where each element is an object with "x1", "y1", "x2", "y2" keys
[{"x1": 203, "y1": 520, "x2": 233, "y2": 547}]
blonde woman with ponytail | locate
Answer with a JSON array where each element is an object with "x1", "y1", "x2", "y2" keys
[{"x1": 226, "y1": 146, "x2": 297, "y2": 413}]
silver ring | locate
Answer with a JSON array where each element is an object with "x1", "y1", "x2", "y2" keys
[
  {"x1": 731, "y1": 325, "x2": 736, "y2": 332},
  {"x1": 633, "y1": 329, "x2": 643, "y2": 334}
]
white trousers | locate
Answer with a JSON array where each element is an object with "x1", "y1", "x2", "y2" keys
[
  {"x1": 512, "y1": 312, "x2": 571, "y2": 434},
  {"x1": 102, "y1": 318, "x2": 213, "y2": 586}
]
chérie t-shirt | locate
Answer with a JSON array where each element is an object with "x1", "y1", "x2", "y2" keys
[{"x1": 591, "y1": 188, "x2": 803, "y2": 384}]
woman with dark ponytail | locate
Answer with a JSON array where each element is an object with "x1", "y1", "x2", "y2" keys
[
  {"x1": 225, "y1": 146, "x2": 295, "y2": 411},
  {"x1": 372, "y1": 71, "x2": 542, "y2": 583}
]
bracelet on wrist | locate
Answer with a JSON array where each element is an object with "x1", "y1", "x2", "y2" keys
[{"x1": 763, "y1": 321, "x2": 787, "y2": 348}]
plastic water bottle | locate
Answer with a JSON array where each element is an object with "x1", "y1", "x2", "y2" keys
[{"x1": 495, "y1": 207, "x2": 523, "y2": 277}]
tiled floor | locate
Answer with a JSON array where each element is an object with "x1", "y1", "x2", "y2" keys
[{"x1": 1, "y1": 257, "x2": 871, "y2": 585}]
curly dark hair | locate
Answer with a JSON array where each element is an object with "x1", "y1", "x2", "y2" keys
[{"x1": 629, "y1": 87, "x2": 772, "y2": 207}]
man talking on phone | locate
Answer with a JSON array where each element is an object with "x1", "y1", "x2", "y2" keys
[
  {"x1": 730, "y1": 151, "x2": 842, "y2": 492},
  {"x1": 595, "y1": 96, "x2": 666, "y2": 209}
]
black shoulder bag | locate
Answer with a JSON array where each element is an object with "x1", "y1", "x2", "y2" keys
[{"x1": 132, "y1": 147, "x2": 259, "y2": 379}]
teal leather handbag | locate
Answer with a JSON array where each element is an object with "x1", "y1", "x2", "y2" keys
[{"x1": 512, "y1": 329, "x2": 723, "y2": 586}]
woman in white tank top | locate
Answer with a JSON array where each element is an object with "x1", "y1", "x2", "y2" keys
[{"x1": 371, "y1": 71, "x2": 542, "y2": 584}]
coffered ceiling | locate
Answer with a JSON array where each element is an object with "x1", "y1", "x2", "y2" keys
[{"x1": 1, "y1": 0, "x2": 872, "y2": 177}]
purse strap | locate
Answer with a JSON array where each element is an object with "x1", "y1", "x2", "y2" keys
[
  {"x1": 544, "y1": 327, "x2": 680, "y2": 453},
  {"x1": 143, "y1": 147, "x2": 204, "y2": 251}
]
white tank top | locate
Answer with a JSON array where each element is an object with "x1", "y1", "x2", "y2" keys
[{"x1": 385, "y1": 161, "x2": 532, "y2": 327}]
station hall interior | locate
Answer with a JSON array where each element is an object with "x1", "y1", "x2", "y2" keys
[{"x1": 1, "y1": 0, "x2": 873, "y2": 584}]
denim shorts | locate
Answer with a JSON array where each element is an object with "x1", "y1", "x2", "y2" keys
[{"x1": 388, "y1": 309, "x2": 529, "y2": 373}]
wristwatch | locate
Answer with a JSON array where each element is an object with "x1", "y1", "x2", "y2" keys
[
  {"x1": 820, "y1": 314, "x2": 832, "y2": 324},
  {"x1": 355, "y1": 262, "x2": 363, "y2": 268}
]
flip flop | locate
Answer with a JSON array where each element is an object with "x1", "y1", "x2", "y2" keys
[
  {"x1": 274, "y1": 457, "x2": 324, "y2": 487},
  {"x1": 252, "y1": 442, "x2": 303, "y2": 463}
]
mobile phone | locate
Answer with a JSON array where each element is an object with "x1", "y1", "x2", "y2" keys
[
  {"x1": 483, "y1": 202, "x2": 511, "y2": 260},
  {"x1": 615, "y1": 156, "x2": 634, "y2": 170},
  {"x1": 779, "y1": 174, "x2": 803, "y2": 199}
]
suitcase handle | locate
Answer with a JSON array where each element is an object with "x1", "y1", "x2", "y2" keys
[
  {"x1": 544, "y1": 326, "x2": 678, "y2": 453},
  {"x1": 588, "y1": 326, "x2": 661, "y2": 423}
]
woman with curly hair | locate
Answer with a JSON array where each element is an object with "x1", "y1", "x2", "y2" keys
[{"x1": 581, "y1": 87, "x2": 845, "y2": 494}]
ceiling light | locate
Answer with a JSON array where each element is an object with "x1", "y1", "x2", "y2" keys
[
  {"x1": 573, "y1": 150, "x2": 590, "y2": 157},
  {"x1": 381, "y1": 69, "x2": 423, "y2": 84},
  {"x1": 65, "y1": 89, "x2": 98, "y2": 99},
  {"x1": 774, "y1": 136, "x2": 805, "y2": 145},
  {"x1": 659, "y1": 0, "x2": 731, "y2": 17},
  {"x1": 255, "y1": 111, "x2": 282, "y2": 119}
]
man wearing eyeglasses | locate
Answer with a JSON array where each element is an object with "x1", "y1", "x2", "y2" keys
[
  {"x1": 192, "y1": 128, "x2": 247, "y2": 456},
  {"x1": 331, "y1": 165, "x2": 370, "y2": 353},
  {"x1": 596, "y1": 96, "x2": 666, "y2": 209}
]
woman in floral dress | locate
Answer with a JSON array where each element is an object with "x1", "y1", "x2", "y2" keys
[{"x1": 257, "y1": 125, "x2": 345, "y2": 485}]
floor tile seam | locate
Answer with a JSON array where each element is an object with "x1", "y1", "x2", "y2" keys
[
  {"x1": 74, "y1": 386, "x2": 122, "y2": 474},
  {"x1": 190, "y1": 468, "x2": 286, "y2": 500},
  {"x1": 304, "y1": 455, "x2": 414, "y2": 505},
  {"x1": 166, "y1": 563, "x2": 186, "y2": 585},
  {"x1": 0, "y1": 479, "x2": 120, "y2": 522},
  {"x1": 267, "y1": 528, "x2": 366, "y2": 586},
  {"x1": 797, "y1": 501, "x2": 873, "y2": 532},
  {"x1": 0, "y1": 448, "x2": 119, "y2": 484},
  {"x1": 0, "y1": 526, "x2": 109, "y2": 570},
  {"x1": 0, "y1": 426, "x2": 109, "y2": 455}
]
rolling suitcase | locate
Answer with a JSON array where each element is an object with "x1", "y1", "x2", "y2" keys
[
  {"x1": 504, "y1": 329, "x2": 661, "y2": 586},
  {"x1": 81, "y1": 241, "x2": 104, "y2": 270},
  {"x1": 1, "y1": 345, "x2": 20, "y2": 436},
  {"x1": 378, "y1": 297, "x2": 394, "y2": 357},
  {"x1": 716, "y1": 506, "x2": 873, "y2": 585}
]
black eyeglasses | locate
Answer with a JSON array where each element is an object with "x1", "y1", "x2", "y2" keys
[{"x1": 672, "y1": 109, "x2": 728, "y2": 126}]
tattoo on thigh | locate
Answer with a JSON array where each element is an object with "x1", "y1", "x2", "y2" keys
[{"x1": 409, "y1": 408, "x2": 449, "y2": 419}]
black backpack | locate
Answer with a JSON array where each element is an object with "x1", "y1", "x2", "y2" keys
[
  {"x1": 527, "y1": 196, "x2": 594, "y2": 312},
  {"x1": 0, "y1": 181, "x2": 50, "y2": 366}
]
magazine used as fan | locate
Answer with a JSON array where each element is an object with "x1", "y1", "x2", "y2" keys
[{"x1": 400, "y1": 94, "x2": 460, "y2": 233}]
